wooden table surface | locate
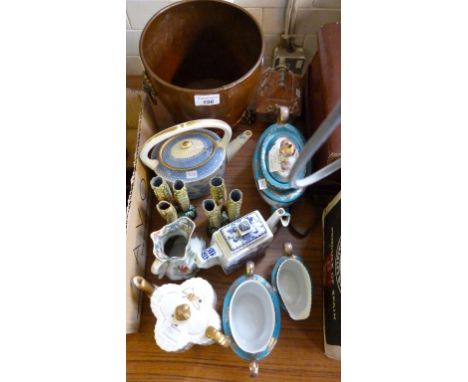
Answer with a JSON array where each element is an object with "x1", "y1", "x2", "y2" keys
[{"x1": 126, "y1": 76, "x2": 341, "y2": 382}]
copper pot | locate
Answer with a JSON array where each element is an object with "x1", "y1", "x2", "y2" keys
[{"x1": 140, "y1": 0, "x2": 263, "y2": 126}]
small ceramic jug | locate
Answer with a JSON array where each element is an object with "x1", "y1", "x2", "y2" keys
[{"x1": 150, "y1": 217, "x2": 205, "y2": 280}]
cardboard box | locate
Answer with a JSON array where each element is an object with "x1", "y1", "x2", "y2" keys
[{"x1": 126, "y1": 89, "x2": 156, "y2": 334}]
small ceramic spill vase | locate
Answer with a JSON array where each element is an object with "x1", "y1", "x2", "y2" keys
[
  {"x1": 173, "y1": 180, "x2": 190, "y2": 211},
  {"x1": 225, "y1": 189, "x2": 243, "y2": 221},
  {"x1": 202, "y1": 199, "x2": 222, "y2": 233},
  {"x1": 209, "y1": 177, "x2": 227, "y2": 206},
  {"x1": 156, "y1": 201, "x2": 178, "y2": 223},
  {"x1": 151, "y1": 176, "x2": 174, "y2": 203},
  {"x1": 172, "y1": 179, "x2": 197, "y2": 220}
]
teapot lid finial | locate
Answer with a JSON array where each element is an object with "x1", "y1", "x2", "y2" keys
[{"x1": 174, "y1": 303, "x2": 191, "y2": 321}]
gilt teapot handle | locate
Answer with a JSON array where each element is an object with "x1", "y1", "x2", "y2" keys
[
  {"x1": 132, "y1": 276, "x2": 156, "y2": 297},
  {"x1": 139, "y1": 119, "x2": 233, "y2": 171}
]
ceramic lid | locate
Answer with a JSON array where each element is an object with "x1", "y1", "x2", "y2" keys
[
  {"x1": 160, "y1": 131, "x2": 216, "y2": 170},
  {"x1": 151, "y1": 129, "x2": 225, "y2": 182},
  {"x1": 252, "y1": 122, "x2": 310, "y2": 207},
  {"x1": 271, "y1": 252, "x2": 312, "y2": 320}
]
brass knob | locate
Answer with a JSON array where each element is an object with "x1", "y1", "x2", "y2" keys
[
  {"x1": 246, "y1": 261, "x2": 255, "y2": 277},
  {"x1": 205, "y1": 326, "x2": 231, "y2": 348},
  {"x1": 277, "y1": 105, "x2": 290, "y2": 124},
  {"x1": 283, "y1": 242, "x2": 293, "y2": 256},
  {"x1": 174, "y1": 303, "x2": 191, "y2": 321},
  {"x1": 249, "y1": 361, "x2": 259, "y2": 377}
]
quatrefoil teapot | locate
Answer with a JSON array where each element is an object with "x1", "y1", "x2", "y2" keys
[
  {"x1": 132, "y1": 276, "x2": 222, "y2": 352},
  {"x1": 140, "y1": 119, "x2": 252, "y2": 199}
]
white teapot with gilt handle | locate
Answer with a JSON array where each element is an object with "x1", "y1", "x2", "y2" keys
[{"x1": 132, "y1": 276, "x2": 222, "y2": 352}]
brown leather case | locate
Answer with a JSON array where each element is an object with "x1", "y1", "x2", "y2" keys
[{"x1": 304, "y1": 22, "x2": 341, "y2": 169}]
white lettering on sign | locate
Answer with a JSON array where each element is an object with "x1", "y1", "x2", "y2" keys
[
  {"x1": 186, "y1": 170, "x2": 198, "y2": 179},
  {"x1": 194, "y1": 94, "x2": 220, "y2": 106}
]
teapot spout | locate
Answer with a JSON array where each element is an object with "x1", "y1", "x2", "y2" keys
[
  {"x1": 195, "y1": 243, "x2": 222, "y2": 270},
  {"x1": 266, "y1": 208, "x2": 291, "y2": 234},
  {"x1": 226, "y1": 130, "x2": 253, "y2": 162}
]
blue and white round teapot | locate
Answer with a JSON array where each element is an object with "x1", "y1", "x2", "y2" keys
[{"x1": 140, "y1": 119, "x2": 252, "y2": 199}]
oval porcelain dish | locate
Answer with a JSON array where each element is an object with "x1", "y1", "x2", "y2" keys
[
  {"x1": 252, "y1": 121, "x2": 310, "y2": 209},
  {"x1": 271, "y1": 252, "x2": 312, "y2": 320},
  {"x1": 229, "y1": 280, "x2": 276, "y2": 354},
  {"x1": 222, "y1": 262, "x2": 281, "y2": 376}
]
